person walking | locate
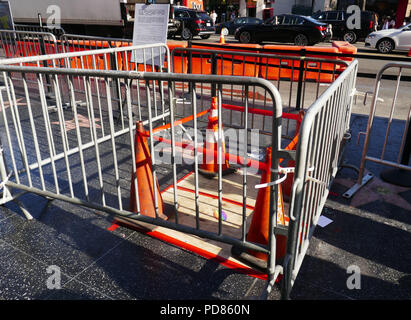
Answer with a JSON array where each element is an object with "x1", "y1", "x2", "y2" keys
[
  {"x1": 230, "y1": 11, "x2": 236, "y2": 21},
  {"x1": 382, "y1": 16, "x2": 390, "y2": 30},
  {"x1": 210, "y1": 10, "x2": 217, "y2": 25}
]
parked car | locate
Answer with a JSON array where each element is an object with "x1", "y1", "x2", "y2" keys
[
  {"x1": 365, "y1": 23, "x2": 411, "y2": 53},
  {"x1": 311, "y1": 10, "x2": 378, "y2": 43},
  {"x1": 234, "y1": 14, "x2": 331, "y2": 46},
  {"x1": 215, "y1": 17, "x2": 263, "y2": 35},
  {"x1": 173, "y1": 6, "x2": 215, "y2": 40}
]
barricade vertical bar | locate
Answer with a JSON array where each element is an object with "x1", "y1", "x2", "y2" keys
[
  {"x1": 295, "y1": 50, "x2": 306, "y2": 110},
  {"x1": 104, "y1": 76, "x2": 123, "y2": 211},
  {"x1": 217, "y1": 86, "x2": 223, "y2": 235},
  {"x1": 37, "y1": 73, "x2": 60, "y2": 193},
  {"x1": 241, "y1": 86, "x2": 249, "y2": 242},
  {"x1": 66, "y1": 73, "x2": 89, "y2": 201},
  {"x1": 192, "y1": 85, "x2": 200, "y2": 230},
  {"x1": 168, "y1": 82, "x2": 178, "y2": 223},
  {"x1": 145, "y1": 80, "x2": 160, "y2": 219},
  {"x1": 21, "y1": 73, "x2": 46, "y2": 190},
  {"x1": 7, "y1": 76, "x2": 33, "y2": 187},
  {"x1": 381, "y1": 68, "x2": 402, "y2": 160}
]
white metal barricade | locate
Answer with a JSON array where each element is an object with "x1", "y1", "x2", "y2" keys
[
  {"x1": 282, "y1": 60, "x2": 358, "y2": 299},
  {"x1": 0, "y1": 40, "x2": 359, "y2": 299},
  {"x1": 344, "y1": 62, "x2": 411, "y2": 198}
]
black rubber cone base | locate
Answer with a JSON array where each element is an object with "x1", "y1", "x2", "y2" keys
[{"x1": 380, "y1": 169, "x2": 411, "y2": 188}]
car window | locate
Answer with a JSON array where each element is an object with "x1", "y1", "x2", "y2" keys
[
  {"x1": 313, "y1": 12, "x2": 326, "y2": 20},
  {"x1": 270, "y1": 16, "x2": 283, "y2": 25},
  {"x1": 248, "y1": 18, "x2": 260, "y2": 24},
  {"x1": 196, "y1": 12, "x2": 210, "y2": 19},
  {"x1": 282, "y1": 15, "x2": 291, "y2": 25},
  {"x1": 175, "y1": 10, "x2": 189, "y2": 18},
  {"x1": 236, "y1": 17, "x2": 246, "y2": 24},
  {"x1": 326, "y1": 12, "x2": 338, "y2": 20}
]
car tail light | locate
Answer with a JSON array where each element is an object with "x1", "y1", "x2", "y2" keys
[
  {"x1": 315, "y1": 26, "x2": 326, "y2": 32},
  {"x1": 195, "y1": 20, "x2": 204, "y2": 24},
  {"x1": 370, "y1": 20, "x2": 373, "y2": 29}
]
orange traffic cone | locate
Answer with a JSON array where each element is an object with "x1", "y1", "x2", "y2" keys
[
  {"x1": 129, "y1": 121, "x2": 167, "y2": 220},
  {"x1": 246, "y1": 147, "x2": 287, "y2": 261},
  {"x1": 219, "y1": 32, "x2": 226, "y2": 44},
  {"x1": 199, "y1": 97, "x2": 236, "y2": 178}
]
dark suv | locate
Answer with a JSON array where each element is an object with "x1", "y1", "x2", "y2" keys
[
  {"x1": 173, "y1": 7, "x2": 215, "y2": 40},
  {"x1": 312, "y1": 10, "x2": 378, "y2": 43}
]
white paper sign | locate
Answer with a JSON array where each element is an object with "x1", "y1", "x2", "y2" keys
[
  {"x1": 132, "y1": 4, "x2": 169, "y2": 67},
  {"x1": 318, "y1": 215, "x2": 333, "y2": 228}
]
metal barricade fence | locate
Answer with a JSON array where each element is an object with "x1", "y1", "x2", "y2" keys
[
  {"x1": 282, "y1": 59, "x2": 358, "y2": 299},
  {"x1": 0, "y1": 45, "x2": 292, "y2": 298},
  {"x1": 0, "y1": 37, "x2": 359, "y2": 299},
  {"x1": 171, "y1": 47, "x2": 349, "y2": 141},
  {"x1": 344, "y1": 62, "x2": 411, "y2": 198},
  {"x1": 14, "y1": 24, "x2": 66, "y2": 38},
  {"x1": 0, "y1": 29, "x2": 58, "y2": 59},
  {"x1": 60, "y1": 34, "x2": 132, "y2": 53}
]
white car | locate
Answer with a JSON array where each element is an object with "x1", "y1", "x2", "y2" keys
[{"x1": 365, "y1": 23, "x2": 411, "y2": 53}]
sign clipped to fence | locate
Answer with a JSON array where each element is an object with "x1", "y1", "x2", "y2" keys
[
  {"x1": 132, "y1": 3, "x2": 169, "y2": 67},
  {"x1": 0, "y1": 1, "x2": 14, "y2": 30}
]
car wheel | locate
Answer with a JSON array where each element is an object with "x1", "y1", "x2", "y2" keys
[
  {"x1": 377, "y1": 38, "x2": 394, "y2": 54},
  {"x1": 181, "y1": 28, "x2": 193, "y2": 40},
  {"x1": 200, "y1": 35, "x2": 210, "y2": 39},
  {"x1": 221, "y1": 27, "x2": 229, "y2": 36},
  {"x1": 343, "y1": 31, "x2": 357, "y2": 44},
  {"x1": 239, "y1": 31, "x2": 251, "y2": 44},
  {"x1": 294, "y1": 34, "x2": 308, "y2": 46}
]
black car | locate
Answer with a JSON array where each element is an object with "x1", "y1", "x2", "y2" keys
[
  {"x1": 215, "y1": 17, "x2": 263, "y2": 35},
  {"x1": 311, "y1": 10, "x2": 378, "y2": 43},
  {"x1": 234, "y1": 14, "x2": 330, "y2": 46},
  {"x1": 173, "y1": 7, "x2": 215, "y2": 40}
]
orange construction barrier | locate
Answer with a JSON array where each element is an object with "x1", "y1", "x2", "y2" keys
[
  {"x1": 260, "y1": 45, "x2": 340, "y2": 83},
  {"x1": 332, "y1": 41, "x2": 357, "y2": 62},
  {"x1": 190, "y1": 43, "x2": 262, "y2": 77},
  {"x1": 129, "y1": 121, "x2": 168, "y2": 219},
  {"x1": 246, "y1": 147, "x2": 287, "y2": 261},
  {"x1": 199, "y1": 97, "x2": 236, "y2": 178},
  {"x1": 259, "y1": 45, "x2": 304, "y2": 81}
]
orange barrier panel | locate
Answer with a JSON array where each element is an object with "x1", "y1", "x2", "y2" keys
[
  {"x1": 167, "y1": 40, "x2": 188, "y2": 74},
  {"x1": 190, "y1": 43, "x2": 262, "y2": 77},
  {"x1": 260, "y1": 45, "x2": 340, "y2": 83},
  {"x1": 332, "y1": 41, "x2": 357, "y2": 62},
  {"x1": 2, "y1": 41, "x2": 58, "y2": 67},
  {"x1": 259, "y1": 45, "x2": 304, "y2": 81}
]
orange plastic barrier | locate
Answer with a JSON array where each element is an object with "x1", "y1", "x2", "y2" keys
[
  {"x1": 167, "y1": 40, "x2": 188, "y2": 73},
  {"x1": 332, "y1": 41, "x2": 357, "y2": 62},
  {"x1": 2, "y1": 41, "x2": 57, "y2": 67},
  {"x1": 190, "y1": 43, "x2": 262, "y2": 77},
  {"x1": 260, "y1": 45, "x2": 340, "y2": 83},
  {"x1": 259, "y1": 45, "x2": 303, "y2": 81}
]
